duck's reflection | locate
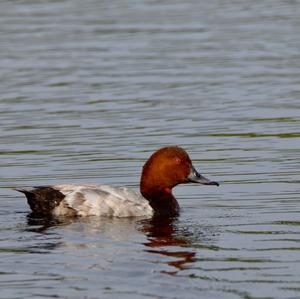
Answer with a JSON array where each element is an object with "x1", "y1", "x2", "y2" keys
[
  {"x1": 26, "y1": 213, "x2": 74, "y2": 233},
  {"x1": 139, "y1": 215, "x2": 196, "y2": 275},
  {"x1": 25, "y1": 213, "x2": 197, "y2": 275}
]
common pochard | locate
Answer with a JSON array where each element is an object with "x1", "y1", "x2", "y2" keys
[{"x1": 16, "y1": 146, "x2": 219, "y2": 217}]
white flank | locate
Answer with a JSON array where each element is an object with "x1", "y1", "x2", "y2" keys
[{"x1": 52, "y1": 184, "x2": 153, "y2": 217}]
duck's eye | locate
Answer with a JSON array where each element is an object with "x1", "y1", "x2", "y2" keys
[{"x1": 174, "y1": 157, "x2": 181, "y2": 165}]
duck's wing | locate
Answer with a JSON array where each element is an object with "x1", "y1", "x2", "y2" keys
[{"x1": 54, "y1": 184, "x2": 153, "y2": 217}]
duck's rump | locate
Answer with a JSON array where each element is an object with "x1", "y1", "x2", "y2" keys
[
  {"x1": 16, "y1": 184, "x2": 153, "y2": 217},
  {"x1": 16, "y1": 186, "x2": 66, "y2": 216}
]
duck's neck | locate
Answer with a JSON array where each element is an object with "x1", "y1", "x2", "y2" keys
[{"x1": 141, "y1": 187, "x2": 180, "y2": 216}]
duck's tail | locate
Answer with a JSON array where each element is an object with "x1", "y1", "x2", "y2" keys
[{"x1": 15, "y1": 187, "x2": 65, "y2": 215}]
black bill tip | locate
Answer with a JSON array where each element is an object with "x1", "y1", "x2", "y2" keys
[{"x1": 206, "y1": 181, "x2": 219, "y2": 186}]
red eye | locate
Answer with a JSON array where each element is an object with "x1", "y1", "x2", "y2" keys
[{"x1": 174, "y1": 157, "x2": 181, "y2": 165}]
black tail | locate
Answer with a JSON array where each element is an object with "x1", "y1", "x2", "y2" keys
[{"x1": 15, "y1": 187, "x2": 65, "y2": 215}]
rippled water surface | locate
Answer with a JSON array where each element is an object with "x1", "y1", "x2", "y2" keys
[{"x1": 1, "y1": 1, "x2": 300, "y2": 298}]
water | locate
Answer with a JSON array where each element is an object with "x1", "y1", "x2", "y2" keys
[{"x1": 1, "y1": 0, "x2": 300, "y2": 298}]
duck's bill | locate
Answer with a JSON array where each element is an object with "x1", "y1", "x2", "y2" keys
[{"x1": 187, "y1": 167, "x2": 219, "y2": 186}]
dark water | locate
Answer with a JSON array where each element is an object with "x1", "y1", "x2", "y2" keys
[{"x1": 1, "y1": 1, "x2": 300, "y2": 298}]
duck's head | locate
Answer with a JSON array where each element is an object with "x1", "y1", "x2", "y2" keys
[{"x1": 140, "y1": 146, "x2": 219, "y2": 197}]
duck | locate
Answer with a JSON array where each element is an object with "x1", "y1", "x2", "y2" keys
[{"x1": 16, "y1": 146, "x2": 219, "y2": 217}]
